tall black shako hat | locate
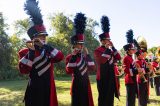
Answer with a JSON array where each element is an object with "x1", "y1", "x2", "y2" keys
[
  {"x1": 71, "y1": 13, "x2": 86, "y2": 45},
  {"x1": 24, "y1": 0, "x2": 48, "y2": 39},
  {"x1": 123, "y1": 29, "x2": 136, "y2": 51},
  {"x1": 99, "y1": 16, "x2": 110, "y2": 40}
]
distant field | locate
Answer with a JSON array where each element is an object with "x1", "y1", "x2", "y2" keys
[{"x1": 0, "y1": 75, "x2": 160, "y2": 106}]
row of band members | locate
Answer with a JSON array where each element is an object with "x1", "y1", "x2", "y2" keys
[
  {"x1": 18, "y1": 6, "x2": 160, "y2": 106},
  {"x1": 18, "y1": 30, "x2": 160, "y2": 106}
]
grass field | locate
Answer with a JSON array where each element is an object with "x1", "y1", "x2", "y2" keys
[{"x1": 0, "y1": 75, "x2": 160, "y2": 106}]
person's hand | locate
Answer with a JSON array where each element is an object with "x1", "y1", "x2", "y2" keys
[
  {"x1": 34, "y1": 38, "x2": 44, "y2": 47},
  {"x1": 83, "y1": 47, "x2": 89, "y2": 55},
  {"x1": 72, "y1": 48, "x2": 80, "y2": 55},
  {"x1": 109, "y1": 41, "x2": 114, "y2": 47},
  {"x1": 26, "y1": 41, "x2": 35, "y2": 50},
  {"x1": 105, "y1": 43, "x2": 110, "y2": 48}
]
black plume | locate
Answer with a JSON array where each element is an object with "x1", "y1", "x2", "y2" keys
[
  {"x1": 133, "y1": 39, "x2": 141, "y2": 50},
  {"x1": 101, "y1": 16, "x2": 110, "y2": 33},
  {"x1": 126, "y1": 29, "x2": 134, "y2": 43},
  {"x1": 74, "y1": 13, "x2": 86, "y2": 34},
  {"x1": 24, "y1": 0, "x2": 43, "y2": 25}
]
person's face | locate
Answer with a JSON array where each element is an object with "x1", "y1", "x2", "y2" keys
[
  {"x1": 137, "y1": 54, "x2": 143, "y2": 59},
  {"x1": 128, "y1": 49, "x2": 136, "y2": 55},
  {"x1": 74, "y1": 43, "x2": 84, "y2": 50},
  {"x1": 142, "y1": 52, "x2": 147, "y2": 58},
  {"x1": 34, "y1": 34, "x2": 46, "y2": 43},
  {"x1": 101, "y1": 39, "x2": 110, "y2": 45}
]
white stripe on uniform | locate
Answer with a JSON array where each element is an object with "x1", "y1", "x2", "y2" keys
[
  {"x1": 38, "y1": 63, "x2": 51, "y2": 76},
  {"x1": 33, "y1": 50, "x2": 45, "y2": 64},
  {"x1": 20, "y1": 57, "x2": 32, "y2": 67},
  {"x1": 51, "y1": 49, "x2": 59, "y2": 58},
  {"x1": 35, "y1": 57, "x2": 48, "y2": 69}
]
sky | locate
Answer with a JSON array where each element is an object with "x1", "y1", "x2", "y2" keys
[{"x1": 0, "y1": 0, "x2": 160, "y2": 50}]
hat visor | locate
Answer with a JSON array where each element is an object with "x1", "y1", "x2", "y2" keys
[
  {"x1": 38, "y1": 32, "x2": 48, "y2": 36},
  {"x1": 76, "y1": 41, "x2": 84, "y2": 44},
  {"x1": 130, "y1": 47, "x2": 136, "y2": 50},
  {"x1": 101, "y1": 38, "x2": 111, "y2": 40}
]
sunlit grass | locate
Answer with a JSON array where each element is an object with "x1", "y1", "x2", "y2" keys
[{"x1": 0, "y1": 75, "x2": 160, "y2": 106}]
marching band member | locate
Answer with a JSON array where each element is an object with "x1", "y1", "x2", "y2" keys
[
  {"x1": 123, "y1": 29, "x2": 137, "y2": 106},
  {"x1": 65, "y1": 13, "x2": 95, "y2": 106},
  {"x1": 152, "y1": 56, "x2": 160, "y2": 96},
  {"x1": 18, "y1": 0, "x2": 64, "y2": 106},
  {"x1": 94, "y1": 16, "x2": 121, "y2": 106},
  {"x1": 135, "y1": 50, "x2": 149, "y2": 106}
]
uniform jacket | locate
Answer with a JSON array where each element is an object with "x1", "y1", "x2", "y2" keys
[
  {"x1": 18, "y1": 45, "x2": 64, "y2": 106},
  {"x1": 94, "y1": 46, "x2": 121, "y2": 98},
  {"x1": 123, "y1": 54, "x2": 137, "y2": 84}
]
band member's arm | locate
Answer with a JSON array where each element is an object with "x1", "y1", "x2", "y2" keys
[
  {"x1": 112, "y1": 47, "x2": 121, "y2": 60},
  {"x1": 65, "y1": 55, "x2": 77, "y2": 74},
  {"x1": 86, "y1": 54, "x2": 96, "y2": 71},
  {"x1": 18, "y1": 48, "x2": 34, "y2": 74},
  {"x1": 43, "y1": 44, "x2": 64, "y2": 63},
  {"x1": 94, "y1": 48, "x2": 112, "y2": 64}
]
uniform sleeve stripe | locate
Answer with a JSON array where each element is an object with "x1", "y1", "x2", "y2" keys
[
  {"x1": 102, "y1": 54, "x2": 111, "y2": 58},
  {"x1": 20, "y1": 57, "x2": 32, "y2": 67},
  {"x1": 88, "y1": 62, "x2": 95, "y2": 66},
  {"x1": 51, "y1": 49, "x2": 59, "y2": 57},
  {"x1": 67, "y1": 63, "x2": 77, "y2": 67}
]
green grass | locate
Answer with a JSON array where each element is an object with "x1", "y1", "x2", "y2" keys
[{"x1": 0, "y1": 75, "x2": 160, "y2": 106}]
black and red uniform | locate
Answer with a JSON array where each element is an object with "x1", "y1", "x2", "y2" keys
[
  {"x1": 123, "y1": 54, "x2": 138, "y2": 106},
  {"x1": 18, "y1": 45, "x2": 64, "y2": 106},
  {"x1": 94, "y1": 46, "x2": 121, "y2": 106},
  {"x1": 136, "y1": 59, "x2": 149, "y2": 106},
  {"x1": 65, "y1": 53, "x2": 95, "y2": 106},
  {"x1": 152, "y1": 61, "x2": 160, "y2": 96}
]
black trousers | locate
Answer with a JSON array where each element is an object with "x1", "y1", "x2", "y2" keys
[
  {"x1": 97, "y1": 80, "x2": 115, "y2": 106},
  {"x1": 138, "y1": 83, "x2": 148, "y2": 106},
  {"x1": 154, "y1": 76, "x2": 160, "y2": 96},
  {"x1": 155, "y1": 85, "x2": 160, "y2": 96},
  {"x1": 126, "y1": 84, "x2": 137, "y2": 106},
  {"x1": 150, "y1": 78, "x2": 154, "y2": 88}
]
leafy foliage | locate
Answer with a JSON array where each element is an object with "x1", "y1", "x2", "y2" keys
[{"x1": 0, "y1": 13, "x2": 13, "y2": 80}]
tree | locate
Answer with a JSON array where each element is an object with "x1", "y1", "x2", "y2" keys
[
  {"x1": 148, "y1": 47, "x2": 158, "y2": 56},
  {"x1": 13, "y1": 18, "x2": 29, "y2": 36},
  {"x1": 0, "y1": 12, "x2": 12, "y2": 80},
  {"x1": 9, "y1": 34, "x2": 26, "y2": 67},
  {"x1": 119, "y1": 48, "x2": 126, "y2": 58}
]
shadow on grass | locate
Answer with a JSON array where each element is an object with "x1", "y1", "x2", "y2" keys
[
  {"x1": 56, "y1": 86, "x2": 70, "y2": 93},
  {"x1": 149, "y1": 99, "x2": 160, "y2": 104},
  {"x1": 58, "y1": 102, "x2": 71, "y2": 106},
  {"x1": 0, "y1": 80, "x2": 27, "y2": 92}
]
